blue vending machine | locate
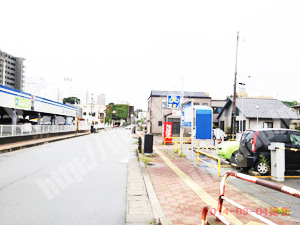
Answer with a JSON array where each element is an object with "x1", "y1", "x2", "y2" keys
[{"x1": 195, "y1": 106, "x2": 212, "y2": 140}]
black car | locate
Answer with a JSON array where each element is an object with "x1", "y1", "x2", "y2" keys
[{"x1": 237, "y1": 128, "x2": 300, "y2": 175}]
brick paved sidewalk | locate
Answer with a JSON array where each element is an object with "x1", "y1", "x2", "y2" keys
[{"x1": 147, "y1": 143, "x2": 298, "y2": 225}]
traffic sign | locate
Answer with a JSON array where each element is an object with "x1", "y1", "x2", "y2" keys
[{"x1": 167, "y1": 95, "x2": 180, "y2": 108}]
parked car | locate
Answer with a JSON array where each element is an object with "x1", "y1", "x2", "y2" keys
[
  {"x1": 213, "y1": 128, "x2": 227, "y2": 140},
  {"x1": 216, "y1": 141, "x2": 239, "y2": 164},
  {"x1": 237, "y1": 128, "x2": 300, "y2": 175}
]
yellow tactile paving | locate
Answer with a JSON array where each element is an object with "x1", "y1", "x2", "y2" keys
[{"x1": 154, "y1": 146, "x2": 244, "y2": 225}]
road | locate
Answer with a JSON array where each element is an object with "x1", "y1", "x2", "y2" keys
[{"x1": 0, "y1": 128, "x2": 134, "y2": 225}]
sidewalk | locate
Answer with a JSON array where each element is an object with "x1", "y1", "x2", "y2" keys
[
  {"x1": 126, "y1": 133, "x2": 173, "y2": 225},
  {"x1": 147, "y1": 143, "x2": 299, "y2": 225},
  {"x1": 0, "y1": 131, "x2": 90, "y2": 153}
]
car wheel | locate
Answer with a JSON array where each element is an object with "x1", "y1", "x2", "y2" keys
[
  {"x1": 230, "y1": 151, "x2": 238, "y2": 164},
  {"x1": 255, "y1": 161, "x2": 270, "y2": 175}
]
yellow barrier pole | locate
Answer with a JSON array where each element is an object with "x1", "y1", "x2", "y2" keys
[
  {"x1": 178, "y1": 143, "x2": 180, "y2": 156},
  {"x1": 197, "y1": 152, "x2": 199, "y2": 165},
  {"x1": 173, "y1": 142, "x2": 175, "y2": 152},
  {"x1": 217, "y1": 158, "x2": 221, "y2": 177}
]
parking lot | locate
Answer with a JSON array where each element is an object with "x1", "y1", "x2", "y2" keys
[{"x1": 162, "y1": 140, "x2": 300, "y2": 221}]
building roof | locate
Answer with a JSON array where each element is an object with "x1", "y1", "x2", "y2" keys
[
  {"x1": 218, "y1": 98, "x2": 300, "y2": 120},
  {"x1": 149, "y1": 90, "x2": 210, "y2": 99}
]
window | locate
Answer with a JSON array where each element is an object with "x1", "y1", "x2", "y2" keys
[
  {"x1": 213, "y1": 107, "x2": 223, "y2": 114},
  {"x1": 240, "y1": 120, "x2": 246, "y2": 131},
  {"x1": 194, "y1": 103, "x2": 200, "y2": 105},
  {"x1": 203, "y1": 103, "x2": 208, "y2": 106},
  {"x1": 158, "y1": 121, "x2": 162, "y2": 126},
  {"x1": 235, "y1": 121, "x2": 239, "y2": 133},
  {"x1": 220, "y1": 121, "x2": 225, "y2": 131},
  {"x1": 83, "y1": 112, "x2": 86, "y2": 115},
  {"x1": 263, "y1": 122, "x2": 273, "y2": 128}
]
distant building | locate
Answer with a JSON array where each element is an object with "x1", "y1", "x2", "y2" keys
[
  {"x1": 147, "y1": 90, "x2": 211, "y2": 136},
  {"x1": 23, "y1": 77, "x2": 47, "y2": 96},
  {"x1": 217, "y1": 98, "x2": 300, "y2": 132},
  {"x1": 61, "y1": 77, "x2": 91, "y2": 104},
  {"x1": 97, "y1": 94, "x2": 106, "y2": 105},
  {"x1": 211, "y1": 100, "x2": 227, "y2": 128},
  {"x1": 23, "y1": 76, "x2": 61, "y2": 102},
  {"x1": 80, "y1": 104, "x2": 106, "y2": 127},
  {"x1": 0, "y1": 49, "x2": 25, "y2": 90},
  {"x1": 138, "y1": 111, "x2": 147, "y2": 120}
]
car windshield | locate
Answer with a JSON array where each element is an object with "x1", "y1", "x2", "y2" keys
[{"x1": 289, "y1": 131, "x2": 300, "y2": 148}]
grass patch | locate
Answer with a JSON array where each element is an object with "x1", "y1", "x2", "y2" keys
[
  {"x1": 141, "y1": 155, "x2": 155, "y2": 168},
  {"x1": 179, "y1": 152, "x2": 186, "y2": 158},
  {"x1": 269, "y1": 207, "x2": 291, "y2": 215}
]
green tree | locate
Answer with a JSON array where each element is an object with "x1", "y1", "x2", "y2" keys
[
  {"x1": 105, "y1": 103, "x2": 129, "y2": 123},
  {"x1": 63, "y1": 97, "x2": 80, "y2": 105},
  {"x1": 282, "y1": 100, "x2": 299, "y2": 107}
]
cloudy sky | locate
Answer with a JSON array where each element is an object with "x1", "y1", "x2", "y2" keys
[{"x1": 1, "y1": 0, "x2": 300, "y2": 110}]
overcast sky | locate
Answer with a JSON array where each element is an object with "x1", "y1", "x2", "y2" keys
[{"x1": 1, "y1": 0, "x2": 300, "y2": 110}]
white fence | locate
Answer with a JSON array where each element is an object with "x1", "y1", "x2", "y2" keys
[{"x1": 0, "y1": 125, "x2": 76, "y2": 138}]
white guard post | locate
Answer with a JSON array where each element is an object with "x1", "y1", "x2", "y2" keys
[{"x1": 268, "y1": 142, "x2": 285, "y2": 182}]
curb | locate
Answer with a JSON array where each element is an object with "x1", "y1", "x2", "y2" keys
[
  {"x1": 0, "y1": 131, "x2": 90, "y2": 153},
  {"x1": 137, "y1": 153, "x2": 173, "y2": 225}
]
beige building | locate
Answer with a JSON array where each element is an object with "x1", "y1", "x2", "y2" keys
[
  {"x1": 147, "y1": 90, "x2": 211, "y2": 136},
  {"x1": 80, "y1": 104, "x2": 106, "y2": 127}
]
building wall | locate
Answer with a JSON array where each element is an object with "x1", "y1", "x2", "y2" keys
[
  {"x1": 0, "y1": 50, "x2": 24, "y2": 91},
  {"x1": 97, "y1": 94, "x2": 106, "y2": 105},
  {"x1": 212, "y1": 100, "x2": 226, "y2": 126},
  {"x1": 148, "y1": 96, "x2": 211, "y2": 135},
  {"x1": 219, "y1": 108, "x2": 289, "y2": 132}
]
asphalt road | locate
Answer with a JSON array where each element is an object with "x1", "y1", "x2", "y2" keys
[{"x1": 0, "y1": 128, "x2": 134, "y2": 225}]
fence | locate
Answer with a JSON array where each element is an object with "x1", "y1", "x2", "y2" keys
[
  {"x1": 0, "y1": 125, "x2": 76, "y2": 138},
  {"x1": 201, "y1": 171, "x2": 300, "y2": 225}
]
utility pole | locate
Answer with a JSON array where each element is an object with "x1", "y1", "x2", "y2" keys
[{"x1": 231, "y1": 31, "x2": 239, "y2": 138}]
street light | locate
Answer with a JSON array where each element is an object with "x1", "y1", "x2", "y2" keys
[
  {"x1": 0, "y1": 57, "x2": 6, "y2": 85},
  {"x1": 239, "y1": 82, "x2": 245, "y2": 133},
  {"x1": 256, "y1": 105, "x2": 259, "y2": 128}
]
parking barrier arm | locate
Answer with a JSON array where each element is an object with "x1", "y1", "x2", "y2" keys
[
  {"x1": 201, "y1": 206, "x2": 232, "y2": 225},
  {"x1": 218, "y1": 171, "x2": 300, "y2": 213}
]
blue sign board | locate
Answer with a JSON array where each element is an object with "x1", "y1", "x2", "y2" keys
[
  {"x1": 167, "y1": 95, "x2": 180, "y2": 108},
  {"x1": 195, "y1": 108, "x2": 212, "y2": 139},
  {"x1": 181, "y1": 102, "x2": 192, "y2": 127}
]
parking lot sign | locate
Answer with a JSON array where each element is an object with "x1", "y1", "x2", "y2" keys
[
  {"x1": 181, "y1": 102, "x2": 192, "y2": 127},
  {"x1": 167, "y1": 95, "x2": 180, "y2": 108}
]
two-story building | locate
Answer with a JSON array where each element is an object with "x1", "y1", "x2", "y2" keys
[{"x1": 147, "y1": 90, "x2": 211, "y2": 136}]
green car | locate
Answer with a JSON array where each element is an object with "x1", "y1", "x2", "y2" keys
[{"x1": 216, "y1": 141, "x2": 239, "y2": 164}]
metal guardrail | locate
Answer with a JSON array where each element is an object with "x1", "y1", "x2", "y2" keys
[
  {"x1": 0, "y1": 125, "x2": 76, "y2": 138},
  {"x1": 196, "y1": 150, "x2": 222, "y2": 177},
  {"x1": 163, "y1": 136, "x2": 191, "y2": 145},
  {"x1": 201, "y1": 171, "x2": 300, "y2": 225}
]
